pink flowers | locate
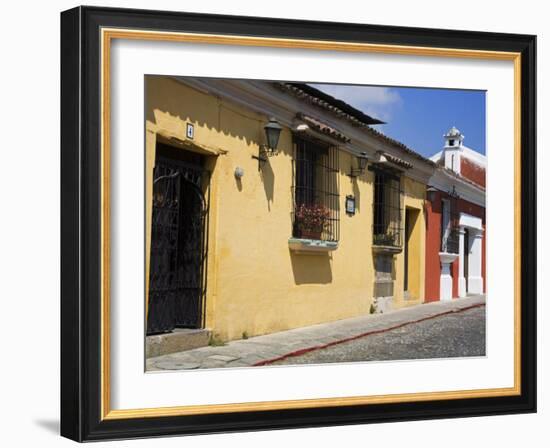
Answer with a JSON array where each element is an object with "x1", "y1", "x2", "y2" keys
[{"x1": 295, "y1": 203, "x2": 331, "y2": 233}]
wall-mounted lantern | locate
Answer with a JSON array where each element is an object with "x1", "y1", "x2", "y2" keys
[
  {"x1": 426, "y1": 186, "x2": 438, "y2": 202},
  {"x1": 253, "y1": 117, "x2": 283, "y2": 170},
  {"x1": 348, "y1": 152, "x2": 369, "y2": 178},
  {"x1": 264, "y1": 118, "x2": 282, "y2": 153},
  {"x1": 448, "y1": 185, "x2": 459, "y2": 198}
]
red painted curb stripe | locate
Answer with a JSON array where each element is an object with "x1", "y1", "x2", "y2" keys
[{"x1": 253, "y1": 303, "x2": 486, "y2": 366}]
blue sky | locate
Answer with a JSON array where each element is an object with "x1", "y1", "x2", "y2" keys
[{"x1": 310, "y1": 83, "x2": 486, "y2": 157}]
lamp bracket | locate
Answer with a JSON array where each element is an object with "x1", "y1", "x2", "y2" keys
[{"x1": 253, "y1": 145, "x2": 280, "y2": 170}]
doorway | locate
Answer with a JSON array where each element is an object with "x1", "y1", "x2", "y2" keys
[
  {"x1": 146, "y1": 143, "x2": 210, "y2": 335},
  {"x1": 404, "y1": 209, "x2": 411, "y2": 292},
  {"x1": 404, "y1": 208, "x2": 419, "y2": 297}
]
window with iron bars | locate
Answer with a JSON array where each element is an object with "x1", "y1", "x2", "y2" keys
[
  {"x1": 371, "y1": 165, "x2": 403, "y2": 248},
  {"x1": 440, "y1": 192, "x2": 460, "y2": 254},
  {"x1": 292, "y1": 137, "x2": 340, "y2": 242}
]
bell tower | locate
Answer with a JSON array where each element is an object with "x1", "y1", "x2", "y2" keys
[{"x1": 443, "y1": 126, "x2": 464, "y2": 174}]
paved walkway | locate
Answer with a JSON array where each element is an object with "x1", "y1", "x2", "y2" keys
[{"x1": 146, "y1": 295, "x2": 486, "y2": 371}]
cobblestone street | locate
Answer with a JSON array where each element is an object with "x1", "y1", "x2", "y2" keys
[
  {"x1": 272, "y1": 305, "x2": 485, "y2": 365},
  {"x1": 147, "y1": 295, "x2": 486, "y2": 371}
]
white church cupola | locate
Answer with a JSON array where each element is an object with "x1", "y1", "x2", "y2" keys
[
  {"x1": 443, "y1": 126, "x2": 464, "y2": 174},
  {"x1": 444, "y1": 126, "x2": 464, "y2": 148}
]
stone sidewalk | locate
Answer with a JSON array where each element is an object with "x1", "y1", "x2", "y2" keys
[{"x1": 146, "y1": 294, "x2": 486, "y2": 371}]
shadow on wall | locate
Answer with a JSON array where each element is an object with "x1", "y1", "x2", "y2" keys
[
  {"x1": 290, "y1": 252, "x2": 333, "y2": 285},
  {"x1": 352, "y1": 178, "x2": 361, "y2": 213},
  {"x1": 260, "y1": 157, "x2": 275, "y2": 209}
]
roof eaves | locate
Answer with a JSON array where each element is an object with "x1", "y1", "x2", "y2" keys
[
  {"x1": 275, "y1": 82, "x2": 385, "y2": 126},
  {"x1": 275, "y1": 81, "x2": 435, "y2": 168},
  {"x1": 364, "y1": 126, "x2": 436, "y2": 167},
  {"x1": 440, "y1": 166, "x2": 486, "y2": 191},
  {"x1": 296, "y1": 113, "x2": 351, "y2": 143}
]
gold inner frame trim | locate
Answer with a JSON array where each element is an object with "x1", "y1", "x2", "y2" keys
[{"x1": 100, "y1": 27, "x2": 522, "y2": 421}]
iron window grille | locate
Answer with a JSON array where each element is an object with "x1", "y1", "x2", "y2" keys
[
  {"x1": 441, "y1": 190, "x2": 460, "y2": 254},
  {"x1": 292, "y1": 137, "x2": 340, "y2": 242},
  {"x1": 371, "y1": 165, "x2": 403, "y2": 248}
]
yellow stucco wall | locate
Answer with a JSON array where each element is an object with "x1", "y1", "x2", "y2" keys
[{"x1": 145, "y1": 76, "x2": 426, "y2": 341}]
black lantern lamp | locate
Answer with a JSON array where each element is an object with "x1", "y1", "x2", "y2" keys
[
  {"x1": 349, "y1": 152, "x2": 369, "y2": 178},
  {"x1": 426, "y1": 186, "x2": 438, "y2": 202},
  {"x1": 264, "y1": 117, "x2": 282, "y2": 153},
  {"x1": 254, "y1": 117, "x2": 283, "y2": 170}
]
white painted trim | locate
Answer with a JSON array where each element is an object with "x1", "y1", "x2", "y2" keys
[
  {"x1": 288, "y1": 238, "x2": 338, "y2": 254},
  {"x1": 461, "y1": 145, "x2": 487, "y2": 167},
  {"x1": 439, "y1": 252, "x2": 459, "y2": 264},
  {"x1": 430, "y1": 150, "x2": 443, "y2": 163},
  {"x1": 459, "y1": 213, "x2": 483, "y2": 231}
]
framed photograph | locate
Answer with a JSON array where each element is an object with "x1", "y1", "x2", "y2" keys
[{"x1": 60, "y1": 6, "x2": 536, "y2": 442}]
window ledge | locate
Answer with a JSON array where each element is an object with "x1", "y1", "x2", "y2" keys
[
  {"x1": 372, "y1": 244, "x2": 402, "y2": 254},
  {"x1": 439, "y1": 252, "x2": 459, "y2": 264},
  {"x1": 288, "y1": 238, "x2": 338, "y2": 255}
]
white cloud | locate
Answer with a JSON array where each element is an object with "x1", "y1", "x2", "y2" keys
[{"x1": 309, "y1": 84, "x2": 402, "y2": 123}]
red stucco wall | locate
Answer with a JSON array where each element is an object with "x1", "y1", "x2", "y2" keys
[
  {"x1": 425, "y1": 192, "x2": 442, "y2": 302},
  {"x1": 458, "y1": 198, "x2": 485, "y2": 224},
  {"x1": 425, "y1": 192, "x2": 486, "y2": 302},
  {"x1": 452, "y1": 258, "x2": 459, "y2": 297},
  {"x1": 461, "y1": 158, "x2": 486, "y2": 188}
]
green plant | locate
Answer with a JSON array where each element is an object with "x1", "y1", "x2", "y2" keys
[
  {"x1": 295, "y1": 203, "x2": 331, "y2": 233},
  {"x1": 208, "y1": 333, "x2": 225, "y2": 347},
  {"x1": 373, "y1": 232, "x2": 397, "y2": 246},
  {"x1": 242, "y1": 331, "x2": 249, "y2": 340},
  {"x1": 369, "y1": 303, "x2": 376, "y2": 314}
]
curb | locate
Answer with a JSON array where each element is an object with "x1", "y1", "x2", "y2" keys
[{"x1": 253, "y1": 302, "x2": 485, "y2": 366}]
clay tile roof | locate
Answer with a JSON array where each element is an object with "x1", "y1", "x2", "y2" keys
[
  {"x1": 296, "y1": 113, "x2": 351, "y2": 143},
  {"x1": 378, "y1": 151, "x2": 413, "y2": 170},
  {"x1": 441, "y1": 166, "x2": 486, "y2": 191},
  {"x1": 364, "y1": 126, "x2": 436, "y2": 167},
  {"x1": 275, "y1": 81, "x2": 435, "y2": 168},
  {"x1": 275, "y1": 82, "x2": 385, "y2": 126}
]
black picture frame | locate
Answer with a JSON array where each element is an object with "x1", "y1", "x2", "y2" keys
[{"x1": 61, "y1": 5, "x2": 536, "y2": 442}]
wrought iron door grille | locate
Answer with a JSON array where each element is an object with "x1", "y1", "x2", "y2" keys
[
  {"x1": 292, "y1": 137, "x2": 340, "y2": 242},
  {"x1": 147, "y1": 154, "x2": 210, "y2": 335},
  {"x1": 371, "y1": 165, "x2": 403, "y2": 248},
  {"x1": 441, "y1": 189, "x2": 460, "y2": 254}
]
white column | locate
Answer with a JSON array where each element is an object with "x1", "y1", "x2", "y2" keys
[
  {"x1": 458, "y1": 228, "x2": 467, "y2": 297},
  {"x1": 468, "y1": 229, "x2": 484, "y2": 294},
  {"x1": 440, "y1": 263, "x2": 453, "y2": 301}
]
